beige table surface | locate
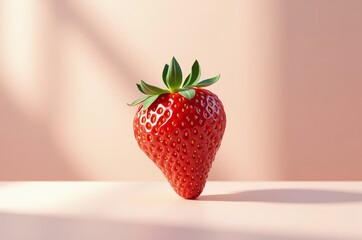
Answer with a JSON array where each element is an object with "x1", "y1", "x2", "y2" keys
[{"x1": 0, "y1": 182, "x2": 361, "y2": 240}]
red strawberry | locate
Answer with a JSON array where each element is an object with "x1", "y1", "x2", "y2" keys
[{"x1": 128, "y1": 57, "x2": 226, "y2": 199}]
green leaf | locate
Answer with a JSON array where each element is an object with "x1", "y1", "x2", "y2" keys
[
  {"x1": 183, "y1": 60, "x2": 200, "y2": 87},
  {"x1": 162, "y1": 64, "x2": 169, "y2": 88},
  {"x1": 195, "y1": 74, "x2": 220, "y2": 88},
  {"x1": 183, "y1": 74, "x2": 191, "y2": 87},
  {"x1": 136, "y1": 84, "x2": 146, "y2": 94},
  {"x1": 143, "y1": 95, "x2": 159, "y2": 109},
  {"x1": 141, "y1": 80, "x2": 168, "y2": 95},
  {"x1": 179, "y1": 88, "x2": 195, "y2": 100},
  {"x1": 166, "y1": 57, "x2": 182, "y2": 92},
  {"x1": 127, "y1": 96, "x2": 149, "y2": 106}
]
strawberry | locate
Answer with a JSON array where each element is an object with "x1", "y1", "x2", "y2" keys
[{"x1": 128, "y1": 57, "x2": 226, "y2": 199}]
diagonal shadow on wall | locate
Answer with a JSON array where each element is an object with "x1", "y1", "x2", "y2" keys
[{"x1": 277, "y1": 0, "x2": 362, "y2": 180}]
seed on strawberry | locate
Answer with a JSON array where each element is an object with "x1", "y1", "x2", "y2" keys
[{"x1": 128, "y1": 57, "x2": 226, "y2": 199}]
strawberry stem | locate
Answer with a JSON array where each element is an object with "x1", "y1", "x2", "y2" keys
[{"x1": 128, "y1": 57, "x2": 221, "y2": 109}]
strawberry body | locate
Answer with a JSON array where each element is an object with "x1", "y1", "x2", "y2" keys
[
  {"x1": 133, "y1": 88, "x2": 226, "y2": 199},
  {"x1": 129, "y1": 57, "x2": 226, "y2": 199}
]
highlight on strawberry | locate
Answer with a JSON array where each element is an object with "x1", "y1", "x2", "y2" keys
[{"x1": 128, "y1": 57, "x2": 226, "y2": 199}]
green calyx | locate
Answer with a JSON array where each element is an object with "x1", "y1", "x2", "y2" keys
[{"x1": 128, "y1": 57, "x2": 220, "y2": 109}]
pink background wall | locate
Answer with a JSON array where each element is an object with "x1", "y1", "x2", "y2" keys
[{"x1": 0, "y1": 0, "x2": 361, "y2": 180}]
